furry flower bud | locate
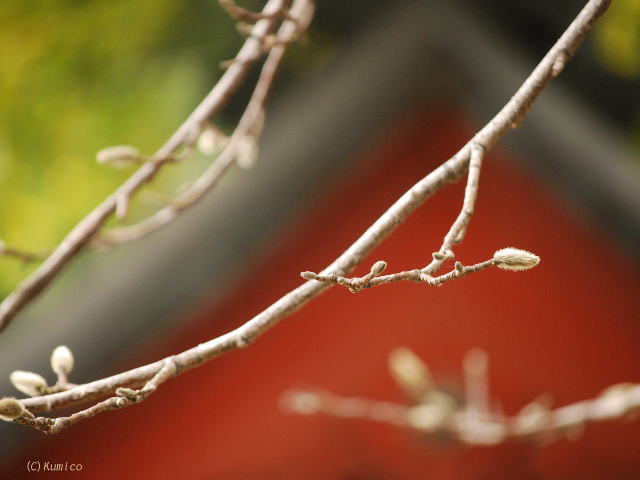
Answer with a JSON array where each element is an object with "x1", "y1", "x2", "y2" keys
[
  {"x1": 493, "y1": 247, "x2": 540, "y2": 271},
  {"x1": 388, "y1": 347, "x2": 432, "y2": 398},
  {"x1": 10, "y1": 371, "x2": 48, "y2": 397},
  {"x1": 0, "y1": 397, "x2": 26, "y2": 421},
  {"x1": 96, "y1": 145, "x2": 143, "y2": 168},
  {"x1": 50, "y1": 345, "x2": 74, "y2": 375}
]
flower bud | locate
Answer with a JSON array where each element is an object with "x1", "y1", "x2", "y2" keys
[
  {"x1": 283, "y1": 390, "x2": 322, "y2": 415},
  {"x1": 300, "y1": 271, "x2": 317, "y2": 280},
  {"x1": 406, "y1": 398, "x2": 454, "y2": 432},
  {"x1": 388, "y1": 347, "x2": 431, "y2": 398},
  {"x1": 513, "y1": 399, "x2": 550, "y2": 435},
  {"x1": 50, "y1": 345, "x2": 74, "y2": 375},
  {"x1": 197, "y1": 126, "x2": 229, "y2": 156},
  {"x1": 432, "y1": 251, "x2": 446, "y2": 261},
  {"x1": 96, "y1": 145, "x2": 143, "y2": 168},
  {"x1": 9, "y1": 371, "x2": 48, "y2": 397},
  {"x1": 493, "y1": 247, "x2": 540, "y2": 271},
  {"x1": 0, "y1": 397, "x2": 26, "y2": 421},
  {"x1": 598, "y1": 383, "x2": 634, "y2": 419},
  {"x1": 236, "y1": 135, "x2": 258, "y2": 170},
  {"x1": 369, "y1": 261, "x2": 387, "y2": 276}
]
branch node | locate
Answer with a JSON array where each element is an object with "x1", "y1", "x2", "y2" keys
[{"x1": 551, "y1": 50, "x2": 570, "y2": 77}]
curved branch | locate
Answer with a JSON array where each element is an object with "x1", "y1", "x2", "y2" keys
[
  {"x1": 96, "y1": 1, "x2": 313, "y2": 247},
  {"x1": 9, "y1": 0, "x2": 611, "y2": 431},
  {"x1": 0, "y1": 0, "x2": 292, "y2": 332},
  {"x1": 283, "y1": 350, "x2": 640, "y2": 446}
]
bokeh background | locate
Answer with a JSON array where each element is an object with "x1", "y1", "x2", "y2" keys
[{"x1": 1, "y1": 0, "x2": 639, "y2": 478}]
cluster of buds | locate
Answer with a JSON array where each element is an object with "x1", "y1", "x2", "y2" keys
[{"x1": 1, "y1": 345, "x2": 76, "y2": 422}]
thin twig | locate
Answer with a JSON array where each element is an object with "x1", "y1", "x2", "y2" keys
[
  {"x1": 0, "y1": 0, "x2": 293, "y2": 332},
  {"x1": 6, "y1": 0, "x2": 611, "y2": 432},
  {"x1": 302, "y1": 144, "x2": 489, "y2": 291},
  {"x1": 0, "y1": 241, "x2": 49, "y2": 264},
  {"x1": 301, "y1": 258, "x2": 496, "y2": 291},
  {"x1": 96, "y1": 0, "x2": 313, "y2": 248},
  {"x1": 219, "y1": 0, "x2": 294, "y2": 23},
  {"x1": 284, "y1": 351, "x2": 640, "y2": 446}
]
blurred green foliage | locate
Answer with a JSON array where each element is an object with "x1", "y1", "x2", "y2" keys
[
  {"x1": 594, "y1": 0, "x2": 640, "y2": 78},
  {"x1": 0, "y1": 0, "x2": 245, "y2": 296},
  {"x1": 594, "y1": 0, "x2": 640, "y2": 154}
]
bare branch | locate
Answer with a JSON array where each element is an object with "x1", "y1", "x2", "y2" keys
[
  {"x1": 0, "y1": 240, "x2": 49, "y2": 264},
  {"x1": 219, "y1": 0, "x2": 294, "y2": 24},
  {"x1": 284, "y1": 350, "x2": 640, "y2": 446},
  {"x1": 301, "y1": 257, "x2": 496, "y2": 290},
  {"x1": 301, "y1": 144, "x2": 490, "y2": 291},
  {"x1": 0, "y1": 0, "x2": 296, "y2": 332},
  {"x1": 3, "y1": 0, "x2": 611, "y2": 432},
  {"x1": 96, "y1": 0, "x2": 313, "y2": 248}
]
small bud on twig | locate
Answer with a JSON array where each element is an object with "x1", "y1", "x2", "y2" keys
[
  {"x1": 513, "y1": 398, "x2": 551, "y2": 435},
  {"x1": 369, "y1": 261, "x2": 387, "y2": 276},
  {"x1": 197, "y1": 126, "x2": 229, "y2": 156},
  {"x1": 9, "y1": 371, "x2": 48, "y2": 397},
  {"x1": 388, "y1": 347, "x2": 432, "y2": 399},
  {"x1": 598, "y1": 383, "x2": 634, "y2": 418},
  {"x1": 300, "y1": 271, "x2": 317, "y2": 281},
  {"x1": 493, "y1": 247, "x2": 540, "y2": 271},
  {"x1": 50, "y1": 345, "x2": 74, "y2": 375},
  {"x1": 236, "y1": 135, "x2": 258, "y2": 170},
  {"x1": 406, "y1": 396, "x2": 455, "y2": 432},
  {"x1": 432, "y1": 252, "x2": 446, "y2": 261},
  {"x1": 282, "y1": 390, "x2": 323, "y2": 415},
  {"x1": 0, "y1": 397, "x2": 26, "y2": 421},
  {"x1": 96, "y1": 145, "x2": 143, "y2": 168}
]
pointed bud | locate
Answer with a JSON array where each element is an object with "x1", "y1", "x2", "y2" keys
[
  {"x1": 283, "y1": 390, "x2": 322, "y2": 415},
  {"x1": 493, "y1": 247, "x2": 540, "y2": 271},
  {"x1": 388, "y1": 348, "x2": 432, "y2": 399},
  {"x1": 0, "y1": 397, "x2": 26, "y2": 421},
  {"x1": 455, "y1": 261, "x2": 464, "y2": 273},
  {"x1": 513, "y1": 399, "x2": 550, "y2": 435},
  {"x1": 50, "y1": 345, "x2": 74, "y2": 375},
  {"x1": 197, "y1": 126, "x2": 229, "y2": 156},
  {"x1": 116, "y1": 387, "x2": 138, "y2": 399},
  {"x1": 406, "y1": 398, "x2": 454, "y2": 432},
  {"x1": 598, "y1": 383, "x2": 634, "y2": 419},
  {"x1": 236, "y1": 135, "x2": 258, "y2": 170},
  {"x1": 96, "y1": 145, "x2": 143, "y2": 168},
  {"x1": 432, "y1": 252, "x2": 446, "y2": 261},
  {"x1": 300, "y1": 271, "x2": 317, "y2": 280},
  {"x1": 369, "y1": 261, "x2": 387, "y2": 276},
  {"x1": 9, "y1": 371, "x2": 48, "y2": 397}
]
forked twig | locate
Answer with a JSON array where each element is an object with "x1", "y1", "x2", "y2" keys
[{"x1": 1, "y1": 0, "x2": 611, "y2": 433}]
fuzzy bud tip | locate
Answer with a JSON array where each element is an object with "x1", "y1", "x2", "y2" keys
[
  {"x1": 300, "y1": 271, "x2": 317, "y2": 280},
  {"x1": 0, "y1": 397, "x2": 26, "y2": 421},
  {"x1": 370, "y1": 261, "x2": 387, "y2": 276},
  {"x1": 10, "y1": 370, "x2": 48, "y2": 397},
  {"x1": 50, "y1": 345, "x2": 75, "y2": 375},
  {"x1": 493, "y1": 247, "x2": 540, "y2": 271},
  {"x1": 432, "y1": 252, "x2": 446, "y2": 261},
  {"x1": 96, "y1": 145, "x2": 142, "y2": 168}
]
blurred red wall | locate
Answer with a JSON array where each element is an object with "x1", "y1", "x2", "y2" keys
[{"x1": 7, "y1": 108, "x2": 640, "y2": 479}]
